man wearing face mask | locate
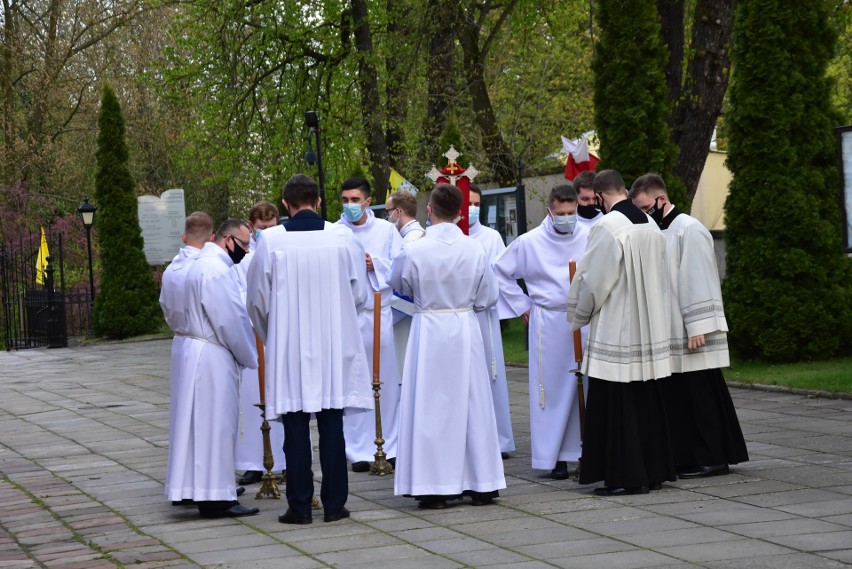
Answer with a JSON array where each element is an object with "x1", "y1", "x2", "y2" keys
[
  {"x1": 231, "y1": 201, "x2": 286, "y2": 487},
  {"x1": 492, "y1": 184, "x2": 590, "y2": 479},
  {"x1": 166, "y1": 219, "x2": 259, "y2": 518},
  {"x1": 468, "y1": 184, "x2": 518, "y2": 459},
  {"x1": 567, "y1": 170, "x2": 675, "y2": 496},
  {"x1": 573, "y1": 171, "x2": 604, "y2": 228},
  {"x1": 337, "y1": 177, "x2": 404, "y2": 473},
  {"x1": 629, "y1": 174, "x2": 748, "y2": 479}
]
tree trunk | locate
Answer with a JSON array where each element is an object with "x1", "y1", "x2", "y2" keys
[
  {"x1": 385, "y1": 0, "x2": 410, "y2": 171},
  {"x1": 671, "y1": 0, "x2": 734, "y2": 203},
  {"x1": 422, "y1": 0, "x2": 457, "y2": 164},
  {"x1": 657, "y1": 0, "x2": 684, "y2": 115},
  {"x1": 351, "y1": 0, "x2": 390, "y2": 201},
  {"x1": 456, "y1": 4, "x2": 516, "y2": 184}
]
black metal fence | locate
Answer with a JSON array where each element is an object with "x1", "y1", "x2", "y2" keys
[{"x1": 1, "y1": 231, "x2": 93, "y2": 350}]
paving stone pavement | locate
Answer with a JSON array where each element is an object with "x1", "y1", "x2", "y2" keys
[{"x1": 1, "y1": 338, "x2": 851, "y2": 568}]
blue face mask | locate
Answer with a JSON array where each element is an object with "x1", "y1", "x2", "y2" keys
[
  {"x1": 551, "y1": 214, "x2": 577, "y2": 234},
  {"x1": 254, "y1": 229, "x2": 263, "y2": 241},
  {"x1": 343, "y1": 202, "x2": 365, "y2": 223},
  {"x1": 469, "y1": 205, "x2": 480, "y2": 224}
]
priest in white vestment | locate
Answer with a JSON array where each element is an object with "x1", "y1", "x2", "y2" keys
[
  {"x1": 230, "y1": 201, "x2": 285, "y2": 486},
  {"x1": 160, "y1": 212, "x2": 212, "y2": 506},
  {"x1": 337, "y1": 177, "x2": 403, "y2": 472},
  {"x1": 468, "y1": 185, "x2": 516, "y2": 456},
  {"x1": 246, "y1": 174, "x2": 373, "y2": 525},
  {"x1": 165, "y1": 219, "x2": 259, "y2": 518},
  {"x1": 493, "y1": 185, "x2": 589, "y2": 479},
  {"x1": 389, "y1": 183, "x2": 505, "y2": 510},
  {"x1": 629, "y1": 174, "x2": 748, "y2": 478},
  {"x1": 386, "y1": 190, "x2": 426, "y2": 381},
  {"x1": 574, "y1": 171, "x2": 605, "y2": 228},
  {"x1": 567, "y1": 170, "x2": 675, "y2": 496}
]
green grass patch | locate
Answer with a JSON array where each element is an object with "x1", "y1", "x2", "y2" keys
[{"x1": 500, "y1": 318, "x2": 852, "y2": 394}]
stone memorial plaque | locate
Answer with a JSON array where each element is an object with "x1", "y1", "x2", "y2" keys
[{"x1": 137, "y1": 189, "x2": 186, "y2": 265}]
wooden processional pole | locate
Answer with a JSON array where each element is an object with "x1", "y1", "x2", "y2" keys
[
  {"x1": 370, "y1": 291, "x2": 392, "y2": 475},
  {"x1": 254, "y1": 333, "x2": 281, "y2": 499}
]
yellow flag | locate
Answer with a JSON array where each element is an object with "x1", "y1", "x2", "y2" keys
[
  {"x1": 388, "y1": 168, "x2": 418, "y2": 196},
  {"x1": 35, "y1": 227, "x2": 50, "y2": 285}
]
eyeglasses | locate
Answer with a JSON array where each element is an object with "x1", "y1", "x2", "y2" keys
[
  {"x1": 230, "y1": 235, "x2": 250, "y2": 251},
  {"x1": 386, "y1": 207, "x2": 398, "y2": 216}
]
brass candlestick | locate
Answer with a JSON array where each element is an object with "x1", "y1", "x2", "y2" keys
[
  {"x1": 369, "y1": 291, "x2": 392, "y2": 476},
  {"x1": 254, "y1": 402, "x2": 281, "y2": 499}
]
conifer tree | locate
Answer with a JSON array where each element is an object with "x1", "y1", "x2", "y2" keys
[
  {"x1": 724, "y1": 0, "x2": 852, "y2": 361},
  {"x1": 92, "y1": 84, "x2": 162, "y2": 338},
  {"x1": 592, "y1": 0, "x2": 687, "y2": 207}
]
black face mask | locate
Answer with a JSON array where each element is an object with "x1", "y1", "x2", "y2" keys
[
  {"x1": 577, "y1": 204, "x2": 600, "y2": 220},
  {"x1": 647, "y1": 198, "x2": 666, "y2": 227},
  {"x1": 227, "y1": 241, "x2": 248, "y2": 265}
]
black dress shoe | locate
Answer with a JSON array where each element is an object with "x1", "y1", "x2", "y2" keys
[
  {"x1": 387, "y1": 457, "x2": 396, "y2": 468},
  {"x1": 279, "y1": 508, "x2": 312, "y2": 525},
  {"x1": 171, "y1": 499, "x2": 195, "y2": 506},
  {"x1": 678, "y1": 464, "x2": 729, "y2": 479},
  {"x1": 221, "y1": 503, "x2": 259, "y2": 517},
  {"x1": 323, "y1": 507, "x2": 350, "y2": 523},
  {"x1": 501, "y1": 452, "x2": 511, "y2": 460},
  {"x1": 236, "y1": 486, "x2": 245, "y2": 497},
  {"x1": 351, "y1": 461, "x2": 370, "y2": 473},
  {"x1": 594, "y1": 486, "x2": 650, "y2": 496},
  {"x1": 650, "y1": 482, "x2": 663, "y2": 491},
  {"x1": 417, "y1": 499, "x2": 447, "y2": 510},
  {"x1": 550, "y1": 461, "x2": 570, "y2": 480},
  {"x1": 238, "y1": 470, "x2": 263, "y2": 485}
]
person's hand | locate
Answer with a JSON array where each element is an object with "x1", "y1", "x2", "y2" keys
[
  {"x1": 522, "y1": 310, "x2": 531, "y2": 327},
  {"x1": 365, "y1": 253, "x2": 374, "y2": 272},
  {"x1": 688, "y1": 334, "x2": 705, "y2": 351}
]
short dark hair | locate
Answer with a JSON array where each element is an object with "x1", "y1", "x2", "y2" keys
[
  {"x1": 282, "y1": 174, "x2": 319, "y2": 208},
  {"x1": 429, "y1": 183, "x2": 463, "y2": 221},
  {"x1": 469, "y1": 183, "x2": 482, "y2": 198},
  {"x1": 593, "y1": 169, "x2": 626, "y2": 195},
  {"x1": 628, "y1": 173, "x2": 667, "y2": 199},
  {"x1": 341, "y1": 176, "x2": 371, "y2": 199},
  {"x1": 548, "y1": 184, "x2": 577, "y2": 208},
  {"x1": 388, "y1": 190, "x2": 417, "y2": 217},
  {"x1": 572, "y1": 171, "x2": 596, "y2": 192},
  {"x1": 214, "y1": 219, "x2": 248, "y2": 241}
]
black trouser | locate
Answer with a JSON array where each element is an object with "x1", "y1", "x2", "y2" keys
[{"x1": 281, "y1": 408, "x2": 347, "y2": 516}]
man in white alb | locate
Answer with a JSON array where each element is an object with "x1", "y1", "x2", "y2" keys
[
  {"x1": 390, "y1": 183, "x2": 505, "y2": 510},
  {"x1": 493, "y1": 184, "x2": 589, "y2": 480},
  {"x1": 337, "y1": 177, "x2": 403, "y2": 472}
]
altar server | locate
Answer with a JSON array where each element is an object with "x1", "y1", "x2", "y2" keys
[
  {"x1": 492, "y1": 184, "x2": 589, "y2": 479},
  {"x1": 247, "y1": 174, "x2": 373, "y2": 524},
  {"x1": 165, "y1": 219, "x2": 259, "y2": 518},
  {"x1": 390, "y1": 183, "x2": 505, "y2": 510},
  {"x1": 629, "y1": 173, "x2": 748, "y2": 478},
  {"x1": 337, "y1": 177, "x2": 404, "y2": 472}
]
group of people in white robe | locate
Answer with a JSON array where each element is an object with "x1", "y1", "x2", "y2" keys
[{"x1": 160, "y1": 165, "x2": 747, "y2": 520}]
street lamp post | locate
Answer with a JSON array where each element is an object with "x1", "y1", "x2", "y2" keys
[
  {"x1": 77, "y1": 196, "x2": 97, "y2": 323},
  {"x1": 304, "y1": 111, "x2": 327, "y2": 220}
]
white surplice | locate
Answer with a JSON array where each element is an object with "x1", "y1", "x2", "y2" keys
[
  {"x1": 468, "y1": 219, "x2": 516, "y2": 453},
  {"x1": 391, "y1": 219, "x2": 426, "y2": 380},
  {"x1": 567, "y1": 210, "x2": 671, "y2": 381},
  {"x1": 337, "y1": 210, "x2": 403, "y2": 462},
  {"x1": 164, "y1": 242, "x2": 258, "y2": 502},
  {"x1": 160, "y1": 245, "x2": 200, "y2": 495},
  {"x1": 230, "y1": 238, "x2": 285, "y2": 472},
  {"x1": 493, "y1": 217, "x2": 590, "y2": 469},
  {"x1": 389, "y1": 223, "x2": 506, "y2": 496},
  {"x1": 663, "y1": 212, "x2": 730, "y2": 372},
  {"x1": 246, "y1": 224, "x2": 373, "y2": 417}
]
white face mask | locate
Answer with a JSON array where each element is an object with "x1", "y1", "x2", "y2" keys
[
  {"x1": 551, "y1": 213, "x2": 577, "y2": 234},
  {"x1": 469, "y1": 205, "x2": 480, "y2": 224}
]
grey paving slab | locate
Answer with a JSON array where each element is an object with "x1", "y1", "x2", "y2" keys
[{"x1": 1, "y1": 339, "x2": 852, "y2": 569}]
